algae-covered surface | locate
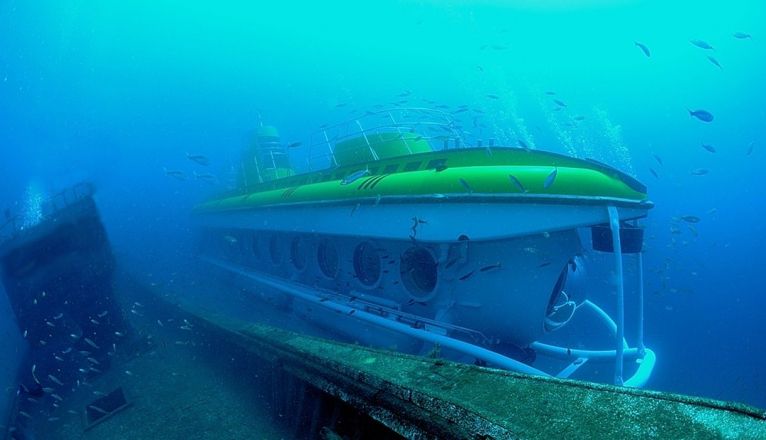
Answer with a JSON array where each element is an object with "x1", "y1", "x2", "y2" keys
[
  {"x1": 234, "y1": 322, "x2": 766, "y2": 440},
  {"x1": 28, "y1": 300, "x2": 291, "y2": 439}
]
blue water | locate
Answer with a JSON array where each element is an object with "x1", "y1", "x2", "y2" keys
[{"x1": 1, "y1": 0, "x2": 764, "y2": 415}]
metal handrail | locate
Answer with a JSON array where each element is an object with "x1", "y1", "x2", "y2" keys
[{"x1": 304, "y1": 108, "x2": 465, "y2": 172}]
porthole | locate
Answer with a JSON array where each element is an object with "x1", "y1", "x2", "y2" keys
[
  {"x1": 290, "y1": 236, "x2": 307, "y2": 270},
  {"x1": 269, "y1": 235, "x2": 282, "y2": 265},
  {"x1": 317, "y1": 239, "x2": 339, "y2": 279},
  {"x1": 353, "y1": 241, "x2": 381, "y2": 286},
  {"x1": 400, "y1": 247, "x2": 438, "y2": 298}
]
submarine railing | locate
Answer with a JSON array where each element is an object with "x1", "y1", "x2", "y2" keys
[{"x1": 0, "y1": 182, "x2": 95, "y2": 242}]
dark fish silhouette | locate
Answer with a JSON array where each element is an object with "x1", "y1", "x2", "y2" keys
[
  {"x1": 479, "y1": 262, "x2": 502, "y2": 272},
  {"x1": 690, "y1": 39, "x2": 714, "y2": 50},
  {"x1": 518, "y1": 139, "x2": 530, "y2": 149},
  {"x1": 652, "y1": 154, "x2": 664, "y2": 166},
  {"x1": 680, "y1": 215, "x2": 701, "y2": 223},
  {"x1": 691, "y1": 168, "x2": 710, "y2": 176},
  {"x1": 186, "y1": 153, "x2": 210, "y2": 166},
  {"x1": 508, "y1": 174, "x2": 527, "y2": 193},
  {"x1": 701, "y1": 143, "x2": 716, "y2": 153},
  {"x1": 553, "y1": 99, "x2": 567, "y2": 108},
  {"x1": 543, "y1": 168, "x2": 558, "y2": 189},
  {"x1": 733, "y1": 32, "x2": 752, "y2": 39},
  {"x1": 634, "y1": 41, "x2": 651, "y2": 57},
  {"x1": 486, "y1": 94, "x2": 500, "y2": 99},
  {"x1": 746, "y1": 142, "x2": 755, "y2": 156},
  {"x1": 689, "y1": 109, "x2": 714, "y2": 122},
  {"x1": 287, "y1": 142, "x2": 302, "y2": 148},
  {"x1": 707, "y1": 56, "x2": 722, "y2": 69},
  {"x1": 544, "y1": 91, "x2": 556, "y2": 95},
  {"x1": 649, "y1": 168, "x2": 659, "y2": 179}
]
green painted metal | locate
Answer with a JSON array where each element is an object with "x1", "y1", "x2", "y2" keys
[{"x1": 197, "y1": 146, "x2": 649, "y2": 213}]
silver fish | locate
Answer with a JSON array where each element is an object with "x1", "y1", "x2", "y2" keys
[
  {"x1": 458, "y1": 178, "x2": 473, "y2": 193},
  {"x1": 84, "y1": 338, "x2": 100, "y2": 349},
  {"x1": 340, "y1": 168, "x2": 370, "y2": 185},
  {"x1": 701, "y1": 143, "x2": 716, "y2": 153},
  {"x1": 544, "y1": 168, "x2": 558, "y2": 189},
  {"x1": 185, "y1": 152, "x2": 210, "y2": 166},
  {"x1": 48, "y1": 374, "x2": 64, "y2": 386},
  {"x1": 707, "y1": 56, "x2": 722, "y2": 69}
]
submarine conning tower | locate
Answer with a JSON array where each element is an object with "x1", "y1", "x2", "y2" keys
[{"x1": 240, "y1": 125, "x2": 295, "y2": 188}]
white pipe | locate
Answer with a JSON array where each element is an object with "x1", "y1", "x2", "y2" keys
[
  {"x1": 637, "y1": 253, "x2": 646, "y2": 355},
  {"x1": 203, "y1": 257, "x2": 549, "y2": 377},
  {"x1": 607, "y1": 206, "x2": 625, "y2": 386}
]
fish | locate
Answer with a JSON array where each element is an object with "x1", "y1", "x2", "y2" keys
[
  {"x1": 652, "y1": 154, "x2": 663, "y2": 166},
  {"x1": 335, "y1": 102, "x2": 348, "y2": 108},
  {"x1": 701, "y1": 143, "x2": 716, "y2": 153},
  {"x1": 90, "y1": 318, "x2": 99, "y2": 325},
  {"x1": 543, "y1": 168, "x2": 558, "y2": 189},
  {"x1": 634, "y1": 41, "x2": 651, "y2": 57},
  {"x1": 459, "y1": 270, "x2": 476, "y2": 281},
  {"x1": 185, "y1": 153, "x2": 210, "y2": 166},
  {"x1": 50, "y1": 393, "x2": 63, "y2": 402},
  {"x1": 690, "y1": 39, "x2": 714, "y2": 50},
  {"x1": 48, "y1": 374, "x2": 64, "y2": 386},
  {"x1": 538, "y1": 261, "x2": 552, "y2": 268},
  {"x1": 691, "y1": 168, "x2": 710, "y2": 176},
  {"x1": 84, "y1": 338, "x2": 100, "y2": 349},
  {"x1": 163, "y1": 167, "x2": 186, "y2": 180},
  {"x1": 553, "y1": 99, "x2": 567, "y2": 107},
  {"x1": 458, "y1": 178, "x2": 473, "y2": 193},
  {"x1": 53, "y1": 313, "x2": 63, "y2": 320},
  {"x1": 115, "y1": 331, "x2": 125, "y2": 337},
  {"x1": 680, "y1": 215, "x2": 701, "y2": 223},
  {"x1": 544, "y1": 91, "x2": 556, "y2": 95},
  {"x1": 19, "y1": 411, "x2": 32, "y2": 419},
  {"x1": 508, "y1": 174, "x2": 527, "y2": 193},
  {"x1": 54, "y1": 355, "x2": 64, "y2": 362},
  {"x1": 97, "y1": 310, "x2": 108, "y2": 318},
  {"x1": 87, "y1": 357, "x2": 100, "y2": 365},
  {"x1": 486, "y1": 94, "x2": 499, "y2": 99},
  {"x1": 398, "y1": 90, "x2": 411, "y2": 97},
  {"x1": 688, "y1": 109, "x2": 714, "y2": 122},
  {"x1": 88, "y1": 405, "x2": 109, "y2": 415},
  {"x1": 649, "y1": 168, "x2": 659, "y2": 179},
  {"x1": 124, "y1": 370, "x2": 134, "y2": 376},
  {"x1": 286, "y1": 142, "x2": 302, "y2": 148},
  {"x1": 340, "y1": 167, "x2": 370, "y2": 185},
  {"x1": 746, "y1": 142, "x2": 755, "y2": 156},
  {"x1": 45, "y1": 321, "x2": 55, "y2": 327},
  {"x1": 193, "y1": 171, "x2": 217, "y2": 183},
  {"x1": 518, "y1": 139, "x2": 530, "y2": 149},
  {"x1": 48, "y1": 417, "x2": 60, "y2": 422},
  {"x1": 573, "y1": 115, "x2": 586, "y2": 121},
  {"x1": 707, "y1": 56, "x2": 722, "y2": 69},
  {"x1": 479, "y1": 262, "x2": 502, "y2": 272},
  {"x1": 733, "y1": 32, "x2": 751, "y2": 39}
]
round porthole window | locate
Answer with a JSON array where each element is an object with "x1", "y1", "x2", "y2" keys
[
  {"x1": 353, "y1": 241, "x2": 381, "y2": 286},
  {"x1": 400, "y1": 246, "x2": 438, "y2": 298},
  {"x1": 317, "y1": 239, "x2": 339, "y2": 279},
  {"x1": 290, "y1": 236, "x2": 307, "y2": 270},
  {"x1": 269, "y1": 235, "x2": 282, "y2": 265}
]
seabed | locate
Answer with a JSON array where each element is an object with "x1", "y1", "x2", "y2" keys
[{"x1": 15, "y1": 274, "x2": 765, "y2": 440}]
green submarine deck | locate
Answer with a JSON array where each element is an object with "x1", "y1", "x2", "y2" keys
[
  {"x1": 195, "y1": 141, "x2": 650, "y2": 214},
  {"x1": 31, "y1": 275, "x2": 765, "y2": 440}
]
